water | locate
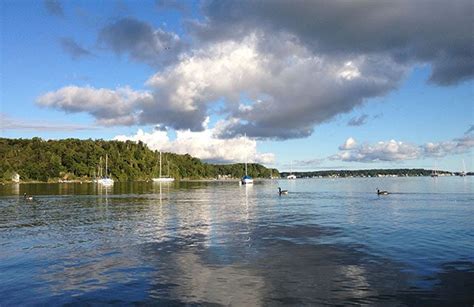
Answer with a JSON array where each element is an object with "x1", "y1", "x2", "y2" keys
[{"x1": 1, "y1": 177, "x2": 473, "y2": 305}]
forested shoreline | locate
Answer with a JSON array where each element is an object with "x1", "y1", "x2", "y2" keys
[
  {"x1": 1, "y1": 138, "x2": 469, "y2": 183},
  {"x1": 280, "y1": 169, "x2": 470, "y2": 178},
  {"x1": 0, "y1": 138, "x2": 279, "y2": 182}
]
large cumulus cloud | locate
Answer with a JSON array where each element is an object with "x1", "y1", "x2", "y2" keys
[
  {"x1": 38, "y1": 1, "x2": 473, "y2": 141},
  {"x1": 39, "y1": 34, "x2": 406, "y2": 138}
]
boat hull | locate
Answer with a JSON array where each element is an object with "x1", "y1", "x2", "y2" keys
[
  {"x1": 241, "y1": 177, "x2": 254, "y2": 184},
  {"x1": 97, "y1": 178, "x2": 114, "y2": 186},
  {"x1": 152, "y1": 178, "x2": 175, "y2": 182}
]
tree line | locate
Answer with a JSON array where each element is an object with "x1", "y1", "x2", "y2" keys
[
  {"x1": 0, "y1": 138, "x2": 279, "y2": 182},
  {"x1": 280, "y1": 168, "x2": 458, "y2": 178}
]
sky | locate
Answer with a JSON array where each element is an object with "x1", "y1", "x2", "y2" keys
[{"x1": 1, "y1": 0, "x2": 473, "y2": 172}]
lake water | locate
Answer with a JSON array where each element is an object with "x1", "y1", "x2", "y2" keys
[{"x1": 1, "y1": 177, "x2": 473, "y2": 305}]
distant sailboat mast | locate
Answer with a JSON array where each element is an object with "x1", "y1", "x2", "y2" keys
[
  {"x1": 241, "y1": 133, "x2": 254, "y2": 184},
  {"x1": 99, "y1": 156, "x2": 103, "y2": 178},
  {"x1": 159, "y1": 151, "x2": 162, "y2": 178},
  {"x1": 105, "y1": 154, "x2": 108, "y2": 178},
  {"x1": 97, "y1": 154, "x2": 114, "y2": 186},
  {"x1": 153, "y1": 151, "x2": 175, "y2": 182},
  {"x1": 287, "y1": 161, "x2": 296, "y2": 179},
  {"x1": 245, "y1": 155, "x2": 248, "y2": 176}
]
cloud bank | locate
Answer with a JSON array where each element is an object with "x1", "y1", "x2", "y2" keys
[{"x1": 331, "y1": 134, "x2": 474, "y2": 162}]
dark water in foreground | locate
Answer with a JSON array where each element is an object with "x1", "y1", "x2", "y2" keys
[{"x1": 1, "y1": 177, "x2": 473, "y2": 306}]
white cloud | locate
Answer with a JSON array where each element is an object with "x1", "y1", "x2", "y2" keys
[
  {"x1": 114, "y1": 120, "x2": 275, "y2": 164},
  {"x1": 36, "y1": 86, "x2": 151, "y2": 126},
  {"x1": 331, "y1": 134, "x2": 474, "y2": 163},
  {"x1": 422, "y1": 135, "x2": 474, "y2": 157},
  {"x1": 339, "y1": 137, "x2": 357, "y2": 150},
  {"x1": 146, "y1": 33, "x2": 405, "y2": 139},
  {"x1": 338, "y1": 61, "x2": 361, "y2": 80},
  {"x1": 331, "y1": 139, "x2": 420, "y2": 162},
  {"x1": 141, "y1": 36, "x2": 267, "y2": 130}
]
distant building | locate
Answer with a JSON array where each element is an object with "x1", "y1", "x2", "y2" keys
[
  {"x1": 12, "y1": 173, "x2": 20, "y2": 183},
  {"x1": 217, "y1": 174, "x2": 233, "y2": 180}
]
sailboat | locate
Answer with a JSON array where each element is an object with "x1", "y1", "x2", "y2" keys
[
  {"x1": 431, "y1": 161, "x2": 438, "y2": 177},
  {"x1": 287, "y1": 161, "x2": 296, "y2": 179},
  {"x1": 153, "y1": 151, "x2": 175, "y2": 182},
  {"x1": 241, "y1": 135, "x2": 254, "y2": 185},
  {"x1": 97, "y1": 154, "x2": 114, "y2": 186},
  {"x1": 241, "y1": 160, "x2": 253, "y2": 185},
  {"x1": 459, "y1": 159, "x2": 467, "y2": 176}
]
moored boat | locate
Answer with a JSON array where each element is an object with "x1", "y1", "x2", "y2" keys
[
  {"x1": 152, "y1": 151, "x2": 175, "y2": 182},
  {"x1": 97, "y1": 154, "x2": 114, "y2": 186}
]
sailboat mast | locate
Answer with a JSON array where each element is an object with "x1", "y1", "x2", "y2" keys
[
  {"x1": 105, "y1": 154, "x2": 108, "y2": 178},
  {"x1": 159, "y1": 151, "x2": 162, "y2": 178},
  {"x1": 244, "y1": 133, "x2": 248, "y2": 176}
]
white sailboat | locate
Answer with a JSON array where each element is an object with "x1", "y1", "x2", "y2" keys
[
  {"x1": 431, "y1": 162, "x2": 438, "y2": 177},
  {"x1": 153, "y1": 151, "x2": 175, "y2": 182},
  {"x1": 241, "y1": 134, "x2": 254, "y2": 185},
  {"x1": 287, "y1": 161, "x2": 296, "y2": 179},
  {"x1": 459, "y1": 159, "x2": 467, "y2": 176},
  {"x1": 97, "y1": 154, "x2": 114, "y2": 186},
  {"x1": 241, "y1": 161, "x2": 254, "y2": 184}
]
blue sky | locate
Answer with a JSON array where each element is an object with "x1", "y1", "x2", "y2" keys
[{"x1": 1, "y1": 0, "x2": 473, "y2": 172}]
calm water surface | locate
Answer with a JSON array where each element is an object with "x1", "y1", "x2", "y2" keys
[{"x1": 1, "y1": 177, "x2": 473, "y2": 305}]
